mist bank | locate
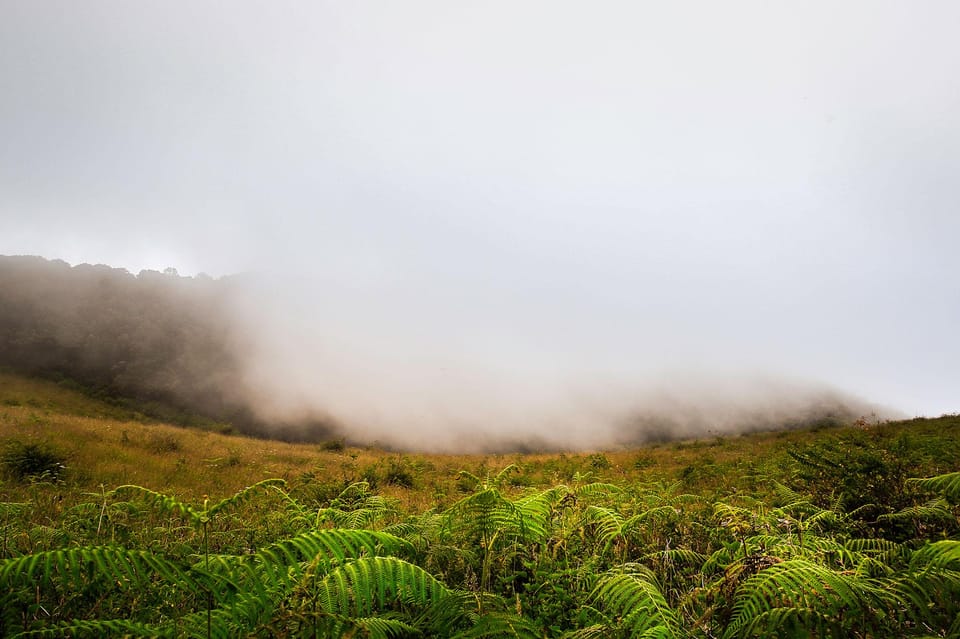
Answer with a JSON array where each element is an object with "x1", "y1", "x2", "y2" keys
[{"x1": 0, "y1": 255, "x2": 896, "y2": 451}]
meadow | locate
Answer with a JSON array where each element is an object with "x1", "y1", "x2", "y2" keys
[{"x1": 2, "y1": 371, "x2": 960, "y2": 637}]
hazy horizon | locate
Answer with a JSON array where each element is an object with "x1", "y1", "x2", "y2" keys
[{"x1": 2, "y1": 2, "x2": 959, "y2": 441}]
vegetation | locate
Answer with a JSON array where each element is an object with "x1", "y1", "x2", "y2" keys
[{"x1": 2, "y1": 373, "x2": 960, "y2": 636}]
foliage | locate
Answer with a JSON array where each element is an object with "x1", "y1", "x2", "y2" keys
[
  {"x1": 1, "y1": 440, "x2": 67, "y2": 482},
  {"x1": 3, "y1": 376, "x2": 960, "y2": 637}
]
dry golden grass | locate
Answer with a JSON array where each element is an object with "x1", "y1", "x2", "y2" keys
[{"x1": 3, "y1": 371, "x2": 956, "y2": 511}]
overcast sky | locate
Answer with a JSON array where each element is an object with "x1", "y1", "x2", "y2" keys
[{"x1": 1, "y1": 2, "x2": 958, "y2": 426}]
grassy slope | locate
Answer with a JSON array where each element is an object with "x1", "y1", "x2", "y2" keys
[{"x1": 2, "y1": 371, "x2": 959, "y2": 511}]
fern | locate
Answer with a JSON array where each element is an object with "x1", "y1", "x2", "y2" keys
[
  {"x1": 591, "y1": 563, "x2": 680, "y2": 638},
  {"x1": 112, "y1": 479, "x2": 286, "y2": 526},
  {"x1": 316, "y1": 555, "x2": 450, "y2": 617},
  {"x1": 582, "y1": 505, "x2": 626, "y2": 556},
  {"x1": 451, "y1": 612, "x2": 542, "y2": 638},
  {"x1": 910, "y1": 472, "x2": 960, "y2": 504},
  {"x1": 318, "y1": 481, "x2": 402, "y2": 529},
  {"x1": 0, "y1": 545, "x2": 202, "y2": 592},
  {"x1": 910, "y1": 539, "x2": 960, "y2": 571},
  {"x1": 722, "y1": 559, "x2": 891, "y2": 638},
  {"x1": 879, "y1": 498, "x2": 956, "y2": 528},
  {"x1": 11, "y1": 618, "x2": 163, "y2": 638}
]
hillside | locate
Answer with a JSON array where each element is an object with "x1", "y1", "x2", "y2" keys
[
  {"x1": 3, "y1": 371, "x2": 960, "y2": 637},
  {"x1": 2, "y1": 370, "x2": 957, "y2": 507},
  {"x1": 0, "y1": 256, "x2": 252, "y2": 423}
]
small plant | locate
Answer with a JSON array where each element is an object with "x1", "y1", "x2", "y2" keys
[
  {"x1": 589, "y1": 453, "x2": 612, "y2": 470},
  {"x1": 145, "y1": 432, "x2": 181, "y2": 454},
  {"x1": 320, "y1": 438, "x2": 346, "y2": 452},
  {"x1": 384, "y1": 456, "x2": 416, "y2": 488},
  {"x1": 1, "y1": 439, "x2": 67, "y2": 482},
  {"x1": 633, "y1": 454, "x2": 655, "y2": 470}
]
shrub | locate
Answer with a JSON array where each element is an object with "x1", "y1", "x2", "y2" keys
[
  {"x1": 320, "y1": 438, "x2": 346, "y2": 452},
  {"x1": 589, "y1": 453, "x2": 612, "y2": 470},
  {"x1": 145, "y1": 432, "x2": 181, "y2": 454},
  {"x1": 383, "y1": 457, "x2": 415, "y2": 488},
  {"x1": 1, "y1": 439, "x2": 67, "y2": 482},
  {"x1": 633, "y1": 454, "x2": 655, "y2": 470}
]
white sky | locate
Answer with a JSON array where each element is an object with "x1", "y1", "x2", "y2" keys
[{"x1": 1, "y1": 2, "x2": 958, "y2": 425}]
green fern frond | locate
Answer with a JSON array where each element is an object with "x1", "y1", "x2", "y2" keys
[
  {"x1": 910, "y1": 472, "x2": 960, "y2": 504},
  {"x1": 443, "y1": 487, "x2": 524, "y2": 547},
  {"x1": 592, "y1": 563, "x2": 679, "y2": 638},
  {"x1": 207, "y1": 478, "x2": 286, "y2": 517},
  {"x1": 641, "y1": 547, "x2": 707, "y2": 567},
  {"x1": 879, "y1": 499, "x2": 955, "y2": 526},
  {"x1": 320, "y1": 494, "x2": 401, "y2": 529},
  {"x1": 0, "y1": 545, "x2": 201, "y2": 592},
  {"x1": 582, "y1": 505, "x2": 625, "y2": 550},
  {"x1": 910, "y1": 540, "x2": 960, "y2": 571},
  {"x1": 771, "y1": 481, "x2": 807, "y2": 507},
  {"x1": 111, "y1": 485, "x2": 200, "y2": 523},
  {"x1": 513, "y1": 486, "x2": 568, "y2": 542},
  {"x1": 255, "y1": 528, "x2": 413, "y2": 577},
  {"x1": 845, "y1": 537, "x2": 903, "y2": 555},
  {"x1": 722, "y1": 559, "x2": 889, "y2": 638},
  {"x1": 317, "y1": 556, "x2": 450, "y2": 618},
  {"x1": 560, "y1": 625, "x2": 608, "y2": 639},
  {"x1": 491, "y1": 464, "x2": 520, "y2": 486},
  {"x1": 732, "y1": 606, "x2": 829, "y2": 638},
  {"x1": 112, "y1": 479, "x2": 286, "y2": 527},
  {"x1": 630, "y1": 504, "x2": 681, "y2": 524},
  {"x1": 574, "y1": 482, "x2": 624, "y2": 499},
  {"x1": 11, "y1": 617, "x2": 164, "y2": 638},
  {"x1": 743, "y1": 533, "x2": 860, "y2": 567},
  {"x1": 451, "y1": 612, "x2": 542, "y2": 638},
  {"x1": 351, "y1": 615, "x2": 421, "y2": 638},
  {"x1": 381, "y1": 521, "x2": 422, "y2": 540},
  {"x1": 414, "y1": 589, "x2": 477, "y2": 635},
  {"x1": 0, "y1": 502, "x2": 29, "y2": 516}
]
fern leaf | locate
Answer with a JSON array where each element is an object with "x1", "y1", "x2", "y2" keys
[
  {"x1": 582, "y1": 505, "x2": 625, "y2": 550},
  {"x1": 0, "y1": 546, "x2": 201, "y2": 592},
  {"x1": 352, "y1": 615, "x2": 421, "y2": 638},
  {"x1": 910, "y1": 540, "x2": 960, "y2": 571},
  {"x1": 910, "y1": 472, "x2": 960, "y2": 504},
  {"x1": 592, "y1": 563, "x2": 679, "y2": 638},
  {"x1": 207, "y1": 478, "x2": 286, "y2": 517},
  {"x1": 11, "y1": 618, "x2": 164, "y2": 637},
  {"x1": 722, "y1": 559, "x2": 889, "y2": 638},
  {"x1": 111, "y1": 485, "x2": 200, "y2": 523},
  {"x1": 451, "y1": 612, "x2": 542, "y2": 638},
  {"x1": 879, "y1": 499, "x2": 955, "y2": 527},
  {"x1": 317, "y1": 556, "x2": 450, "y2": 617}
]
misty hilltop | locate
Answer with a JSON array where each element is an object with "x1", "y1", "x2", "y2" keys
[
  {"x1": 0, "y1": 255, "x2": 894, "y2": 451},
  {"x1": 0, "y1": 255, "x2": 334, "y2": 440},
  {"x1": 2, "y1": 257, "x2": 216, "y2": 420}
]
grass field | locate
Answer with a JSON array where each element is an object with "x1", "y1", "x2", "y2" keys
[{"x1": 2, "y1": 371, "x2": 959, "y2": 637}]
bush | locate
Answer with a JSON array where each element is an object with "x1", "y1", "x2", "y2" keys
[
  {"x1": 1, "y1": 439, "x2": 67, "y2": 482},
  {"x1": 320, "y1": 438, "x2": 346, "y2": 452},
  {"x1": 146, "y1": 432, "x2": 181, "y2": 454},
  {"x1": 589, "y1": 453, "x2": 612, "y2": 470},
  {"x1": 383, "y1": 457, "x2": 416, "y2": 488},
  {"x1": 787, "y1": 431, "x2": 924, "y2": 537}
]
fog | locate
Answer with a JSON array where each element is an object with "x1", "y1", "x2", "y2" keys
[
  {"x1": 225, "y1": 270, "x2": 893, "y2": 450},
  {"x1": 1, "y1": 3, "x2": 958, "y2": 449},
  {"x1": 0, "y1": 256, "x2": 890, "y2": 450}
]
